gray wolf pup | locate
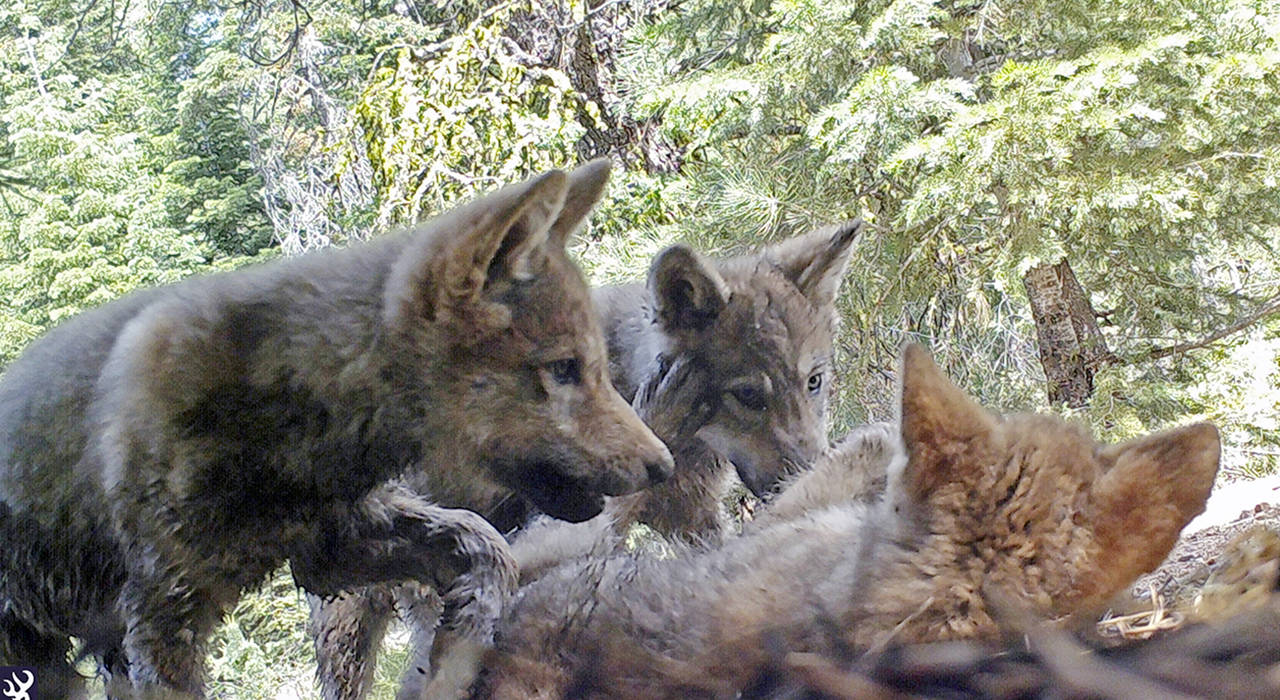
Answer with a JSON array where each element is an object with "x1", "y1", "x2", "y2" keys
[
  {"x1": 0, "y1": 161, "x2": 673, "y2": 697},
  {"x1": 310, "y1": 221, "x2": 863, "y2": 700},
  {"x1": 598, "y1": 220, "x2": 862, "y2": 540},
  {"x1": 477, "y1": 344, "x2": 1220, "y2": 699}
]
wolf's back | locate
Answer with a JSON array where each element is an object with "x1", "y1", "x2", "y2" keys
[
  {"x1": 0, "y1": 234, "x2": 404, "y2": 494},
  {"x1": 0, "y1": 287, "x2": 165, "y2": 636},
  {"x1": 0, "y1": 287, "x2": 162, "y2": 497},
  {"x1": 0, "y1": 236, "x2": 406, "y2": 631}
]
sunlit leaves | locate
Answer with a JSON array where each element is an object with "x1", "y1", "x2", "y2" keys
[
  {"x1": 356, "y1": 3, "x2": 587, "y2": 229},
  {"x1": 616, "y1": 0, "x2": 1280, "y2": 468}
]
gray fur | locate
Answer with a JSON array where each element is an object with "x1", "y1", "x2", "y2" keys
[
  {"x1": 476, "y1": 346, "x2": 1221, "y2": 699},
  {"x1": 754, "y1": 422, "x2": 895, "y2": 527},
  {"x1": 310, "y1": 221, "x2": 864, "y2": 699},
  {"x1": 601, "y1": 220, "x2": 864, "y2": 539},
  {"x1": 0, "y1": 162, "x2": 672, "y2": 697}
]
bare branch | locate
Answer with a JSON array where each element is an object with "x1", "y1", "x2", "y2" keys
[
  {"x1": 1125, "y1": 293, "x2": 1280, "y2": 364},
  {"x1": 47, "y1": 0, "x2": 101, "y2": 71},
  {"x1": 240, "y1": 0, "x2": 314, "y2": 67},
  {"x1": 553, "y1": 0, "x2": 632, "y2": 31}
]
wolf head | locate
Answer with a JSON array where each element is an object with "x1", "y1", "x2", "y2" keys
[
  {"x1": 646, "y1": 221, "x2": 862, "y2": 497},
  {"x1": 874, "y1": 344, "x2": 1220, "y2": 639},
  {"x1": 469, "y1": 344, "x2": 1220, "y2": 699},
  {"x1": 383, "y1": 161, "x2": 673, "y2": 523},
  {"x1": 472, "y1": 345, "x2": 1220, "y2": 699}
]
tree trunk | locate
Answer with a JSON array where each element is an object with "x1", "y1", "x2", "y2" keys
[{"x1": 1023, "y1": 259, "x2": 1111, "y2": 408}]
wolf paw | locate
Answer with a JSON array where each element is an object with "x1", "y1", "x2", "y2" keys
[{"x1": 419, "y1": 636, "x2": 487, "y2": 700}]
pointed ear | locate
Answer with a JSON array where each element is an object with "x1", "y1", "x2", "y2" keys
[
  {"x1": 648, "y1": 244, "x2": 731, "y2": 333},
  {"x1": 469, "y1": 169, "x2": 567, "y2": 283},
  {"x1": 1089, "y1": 422, "x2": 1220, "y2": 593},
  {"x1": 384, "y1": 168, "x2": 568, "y2": 328},
  {"x1": 548, "y1": 158, "x2": 611, "y2": 248},
  {"x1": 763, "y1": 220, "x2": 863, "y2": 307},
  {"x1": 897, "y1": 343, "x2": 998, "y2": 500}
]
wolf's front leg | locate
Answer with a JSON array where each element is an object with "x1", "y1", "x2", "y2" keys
[
  {"x1": 607, "y1": 354, "x2": 724, "y2": 543},
  {"x1": 294, "y1": 484, "x2": 517, "y2": 699},
  {"x1": 392, "y1": 584, "x2": 442, "y2": 700},
  {"x1": 118, "y1": 571, "x2": 223, "y2": 699},
  {"x1": 308, "y1": 579, "x2": 445, "y2": 700},
  {"x1": 106, "y1": 496, "x2": 228, "y2": 698},
  {"x1": 0, "y1": 612, "x2": 83, "y2": 699},
  {"x1": 308, "y1": 585, "x2": 397, "y2": 700}
]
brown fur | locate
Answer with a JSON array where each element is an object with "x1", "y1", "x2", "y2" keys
[
  {"x1": 599, "y1": 221, "x2": 860, "y2": 529},
  {"x1": 309, "y1": 223, "x2": 862, "y2": 699},
  {"x1": 600, "y1": 221, "x2": 863, "y2": 542},
  {"x1": 0, "y1": 161, "x2": 672, "y2": 697},
  {"x1": 476, "y1": 344, "x2": 1220, "y2": 699}
]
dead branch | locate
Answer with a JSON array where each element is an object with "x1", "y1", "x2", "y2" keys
[{"x1": 1126, "y1": 293, "x2": 1280, "y2": 365}]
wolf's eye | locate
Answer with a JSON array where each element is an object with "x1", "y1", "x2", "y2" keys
[
  {"x1": 807, "y1": 372, "x2": 823, "y2": 394},
  {"x1": 729, "y1": 385, "x2": 767, "y2": 411},
  {"x1": 545, "y1": 358, "x2": 582, "y2": 386}
]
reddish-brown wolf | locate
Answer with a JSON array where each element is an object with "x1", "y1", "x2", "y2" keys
[
  {"x1": 476, "y1": 344, "x2": 1220, "y2": 699},
  {"x1": 0, "y1": 161, "x2": 673, "y2": 697}
]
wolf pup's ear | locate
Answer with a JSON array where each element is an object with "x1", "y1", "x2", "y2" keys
[
  {"x1": 444, "y1": 168, "x2": 568, "y2": 286},
  {"x1": 548, "y1": 159, "x2": 612, "y2": 248},
  {"x1": 764, "y1": 219, "x2": 863, "y2": 307},
  {"x1": 648, "y1": 244, "x2": 731, "y2": 333},
  {"x1": 1089, "y1": 422, "x2": 1219, "y2": 595},
  {"x1": 897, "y1": 343, "x2": 998, "y2": 500},
  {"x1": 384, "y1": 168, "x2": 570, "y2": 329}
]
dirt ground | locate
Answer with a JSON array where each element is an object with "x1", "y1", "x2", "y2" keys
[{"x1": 1131, "y1": 499, "x2": 1280, "y2": 616}]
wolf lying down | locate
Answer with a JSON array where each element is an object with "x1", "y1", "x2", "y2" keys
[
  {"x1": 312, "y1": 216, "x2": 863, "y2": 700},
  {"x1": 473, "y1": 344, "x2": 1221, "y2": 699}
]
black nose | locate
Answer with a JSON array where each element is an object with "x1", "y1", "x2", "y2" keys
[
  {"x1": 731, "y1": 455, "x2": 772, "y2": 499},
  {"x1": 646, "y1": 458, "x2": 673, "y2": 485}
]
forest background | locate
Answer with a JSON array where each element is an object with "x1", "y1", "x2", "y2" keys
[{"x1": 1, "y1": 0, "x2": 1278, "y2": 695}]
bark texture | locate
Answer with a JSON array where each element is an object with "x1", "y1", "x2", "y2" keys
[{"x1": 1023, "y1": 259, "x2": 1111, "y2": 408}]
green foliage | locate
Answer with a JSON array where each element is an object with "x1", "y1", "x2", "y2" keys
[
  {"x1": 163, "y1": 46, "x2": 271, "y2": 256},
  {"x1": 573, "y1": 169, "x2": 685, "y2": 284},
  {"x1": 206, "y1": 570, "x2": 318, "y2": 698},
  {"x1": 3, "y1": 0, "x2": 1280, "y2": 693},
  {"x1": 356, "y1": 2, "x2": 588, "y2": 229},
  {"x1": 615, "y1": 0, "x2": 1280, "y2": 475},
  {"x1": 202, "y1": 566, "x2": 415, "y2": 699},
  {"x1": 0, "y1": 0, "x2": 290, "y2": 362},
  {"x1": 0, "y1": 80, "x2": 213, "y2": 361}
]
